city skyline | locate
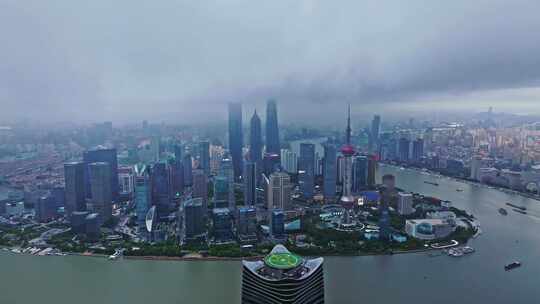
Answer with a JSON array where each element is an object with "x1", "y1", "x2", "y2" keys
[
  {"x1": 2, "y1": 106, "x2": 540, "y2": 303},
  {"x1": 3, "y1": 2, "x2": 540, "y2": 303}
]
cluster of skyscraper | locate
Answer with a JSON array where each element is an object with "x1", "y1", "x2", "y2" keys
[
  {"x1": 61, "y1": 148, "x2": 119, "y2": 238},
  {"x1": 59, "y1": 139, "x2": 215, "y2": 243},
  {"x1": 134, "y1": 142, "x2": 211, "y2": 242},
  {"x1": 57, "y1": 100, "x2": 381, "y2": 245},
  {"x1": 70, "y1": 99, "x2": 288, "y2": 244},
  {"x1": 228, "y1": 99, "x2": 281, "y2": 178},
  {"x1": 228, "y1": 99, "x2": 288, "y2": 239},
  {"x1": 290, "y1": 108, "x2": 379, "y2": 205}
]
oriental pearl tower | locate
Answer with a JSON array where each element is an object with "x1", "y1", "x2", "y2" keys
[{"x1": 340, "y1": 104, "x2": 355, "y2": 207}]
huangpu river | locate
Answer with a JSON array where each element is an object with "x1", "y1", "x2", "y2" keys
[{"x1": 2, "y1": 165, "x2": 540, "y2": 304}]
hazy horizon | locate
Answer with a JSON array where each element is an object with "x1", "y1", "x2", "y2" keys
[{"x1": 2, "y1": 0, "x2": 540, "y2": 124}]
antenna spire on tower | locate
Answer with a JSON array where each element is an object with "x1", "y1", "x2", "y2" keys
[{"x1": 346, "y1": 104, "x2": 351, "y2": 145}]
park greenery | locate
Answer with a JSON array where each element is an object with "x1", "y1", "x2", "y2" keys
[
  {"x1": 0, "y1": 224, "x2": 47, "y2": 247},
  {"x1": 125, "y1": 241, "x2": 182, "y2": 257}
]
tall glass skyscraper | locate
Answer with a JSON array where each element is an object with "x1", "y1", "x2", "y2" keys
[
  {"x1": 183, "y1": 153, "x2": 193, "y2": 187},
  {"x1": 64, "y1": 162, "x2": 87, "y2": 217},
  {"x1": 323, "y1": 144, "x2": 337, "y2": 202},
  {"x1": 174, "y1": 144, "x2": 183, "y2": 161},
  {"x1": 367, "y1": 155, "x2": 377, "y2": 188},
  {"x1": 228, "y1": 102, "x2": 243, "y2": 182},
  {"x1": 237, "y1": 206, "x2": 257, "y2": 241},
  {"x1": 192, "y1": 169, "x2": 208, "y2": 213},
  {"x1": 151, "y1": 162, "x2": 171, "y2": 220},
  {"x1": 199, "y1": 141, "x2": 210, "y2": 175},
  {"x1": 213, "y1": 176, "x2": 230, "y2": 209},
  {"x1": 243, "y1": 162, "x2": 257, "y2": 206},
  {"x1": 134, "y1": 164, "x2": 151, "y2": 234},
  {"x1": 212, "y1": 208, "x2": 233, "y2": 242},
  {"x1": 249, "y1": 110, "x2": 262, "y2": 171},
  {"x1": 88, "y1": 162, "x2": 113, "y2": 223},
  {"x1": 183, "y1": 198, "x2": 205, "y2": 240},
  {"x1": 172, "y1": 144, "x2": 184, "y2": 196},
  {"x1": 265, "y1": 99, "x2": 280, "y2": 155},
  {"x1": 399, "y1": 137, "x2": 410, "y2": 162},
  {"x1": 249, "y1": 110, "x2": 262, "y2": 186},
  {"x1": 412, "y1": 138, "x2": 424, "y2": 162},
  {"x1": 270, "y1": 209, "x2": 285, "y2": 237},
  {"x1": 219, "y1": 157, "x2": 236, "y2": 209},
  {"x1": 83, "y1": 148, "x2": 119, "y2": 202},
  {"x1": 352, "y1": 156, "x2": 368, "y2": 193},
  {"x1": 299, "y1": 143, "x2": 315, "y2": 199},
  {"x1": 370, "y1": 115, "x2": 381, "y2": 151}
]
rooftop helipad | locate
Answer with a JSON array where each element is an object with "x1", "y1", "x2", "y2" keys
[{"x1": 264, "y1": 252, "x2": 302, "y2": 270}]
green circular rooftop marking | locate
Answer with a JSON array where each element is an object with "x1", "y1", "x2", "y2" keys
[{"x1": 264, "y1": 253, "x2": 302, "y2": 269}]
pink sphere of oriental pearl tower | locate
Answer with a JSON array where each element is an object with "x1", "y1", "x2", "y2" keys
[{"x1": 340, "y1": 104, "x2": 356, "y2": 208}]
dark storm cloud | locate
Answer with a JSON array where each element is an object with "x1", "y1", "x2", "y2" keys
[{"x1": 1, "y1": 0, "x2": 540, "y2": 124}]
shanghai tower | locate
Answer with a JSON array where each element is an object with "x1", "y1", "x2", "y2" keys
[
  {"x1": 228, "y1": 102, "x2": 243, "y2": 182},
  {"x1": 265, "y1": 99, "x2": 280, "y2": 155}
]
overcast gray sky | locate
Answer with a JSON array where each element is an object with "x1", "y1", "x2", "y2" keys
[{"x1": 1, "y1": 0, "x2": 540, "y2": 124}]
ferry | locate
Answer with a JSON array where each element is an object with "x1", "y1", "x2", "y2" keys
[
  {"x1": 109, "y1": 253, "x2": 119, "y2": 260},
  {"x1": 448, "y1": 249, "x2": 463, "y2": 257},
  {"x1": 108, "y1": 249, "x2": 124, "y2": 261},
  {"x1": 504, "y1": 261, "x2": 521, "y2": 271},
  {"x1": 506, "y1": 203, "x2": 526, "y2": 211},
  {"x1": 512, "y1": 209, "x2": 527, "y2": 215},
  {"x1": 456, "y1": 188, "x2": 464, "y2": 192},
  {"x1": 448, "y1": 246, "x2": 475, "y2": 257},
  {"x1": 424, "y1": 181, "x2": 439, "y2": 186},
  {"x1": 498, "y1": 208, "x2": 508, "y2": 216},
  {"x1": 461, "y1": 246, "x2": 475, "y2": 254}
]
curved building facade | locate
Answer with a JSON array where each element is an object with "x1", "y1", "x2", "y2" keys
[{"x1": 241, "y1": 245, "x2": 324, "y2": 304}]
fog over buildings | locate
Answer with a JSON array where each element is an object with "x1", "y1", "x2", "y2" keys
[{"x1": 2, "y1": 0, "x2": 540, "y2": 124}]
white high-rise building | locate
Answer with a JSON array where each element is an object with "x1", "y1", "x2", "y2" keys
[
  {"x1": 280, "y1": 149, "x2": 297, "y2": 174},
  {"x1": 210, "y1": 145, "x2": 225, "y2": 175},
  {"x1": 150, "y1": 137, "x2": 160, "y2": 162},
  {"x1": 264, "y1": 172, "x2": 292, "y2": 210},
  {"x1": 118, "y1": 167, "x2": 134, "y2": 195},
  {"x1": 220, "y1": 158, "x2": 236, "y2": 210},
  {"x1": 397, "y1": 192, "x2": 414, "y2": 215},
  {"x1": 470, "y1": 155, "x2": 483, "y2": 181}
]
